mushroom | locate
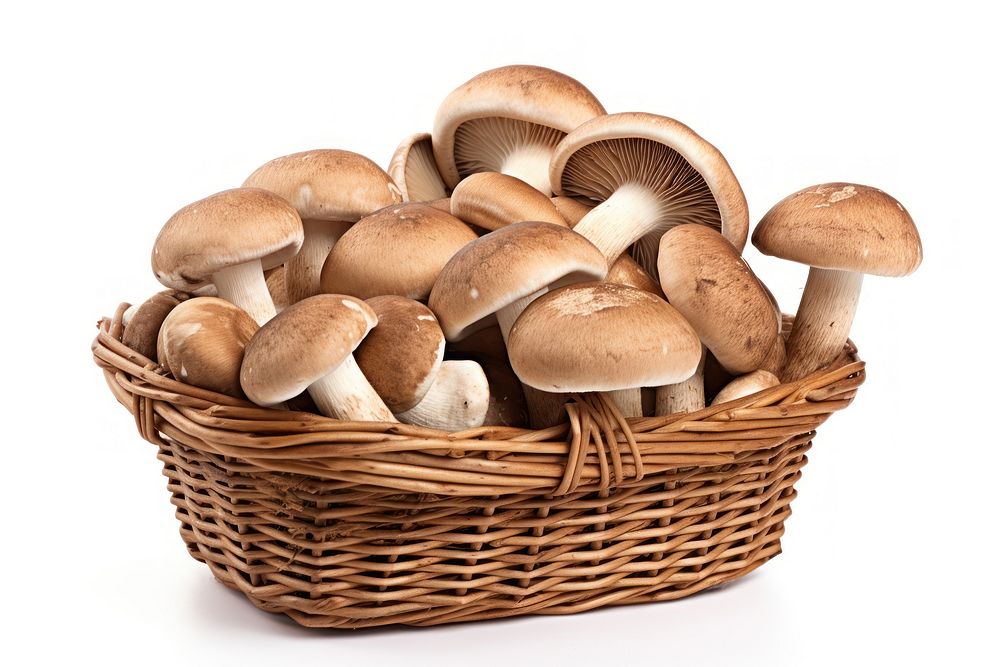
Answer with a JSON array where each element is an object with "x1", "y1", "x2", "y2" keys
[
  {"x1": 433, "y1": 65, "x2": 606, "y2": 195},
  {"x1": 240, "y1": 294, "x2": 395, "y2": 422},
  {"x1": 753, "y1": 183, "x2": 922, "y2": 381},
  {"x1": 388, "y1": 132, "x2": 450, "y2": 202},
  {"x1": 429, "y1": 221, "x2": 608, "y2": 426},
  {"x1": 711, "y1": 370, "x2": 781, "y2": 406},
  {"x1": 151, "y1": 188, "x2": 304, "y2": 326},
  {"x1": 550, "y1": 112, "x2": 748, "y2": 277},
  {"x1": 507, "y1": 282, "x2": 702, "y2": 418},
  {"x1": 122, "y1": 290, "x2": 187, "y2": 361},
  {"x1": 450, "y1": 172, "x2": 567, "y2": 231},
  {"x1": 321, "y1": 203, "x2": 477, "y2": 301},
  {"x1": 656, "y1": 224, "x2": 780, "y2": 414},
  {"x1": 243, "y1": 149, "x2": 402, "y2": 303},
  {"x1": 395, "y1": 360, "x2": 490, "y2": 431},
  {"x1": 157, "y1": 297, "x2": 258, "y2": 398}
]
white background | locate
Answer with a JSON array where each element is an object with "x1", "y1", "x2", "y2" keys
[{"x1": 3, "y1": 1, "x2": 996, "y2": 664}]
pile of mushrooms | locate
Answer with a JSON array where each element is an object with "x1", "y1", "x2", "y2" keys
[{"x1": 124, "y1": 65, "x2": 922, "y2": 431}]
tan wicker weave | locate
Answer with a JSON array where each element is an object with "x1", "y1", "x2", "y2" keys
[{"x1": 93, "y1": 303, "x2": 865, "y2": 628}]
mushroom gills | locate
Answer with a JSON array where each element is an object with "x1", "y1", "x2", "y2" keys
[
  {"x1": 454, "y1": 117, "x2": 565, "y2": 195},
  {"x1": 405, "y1": 139, "x2": 449, "y2": 201}
]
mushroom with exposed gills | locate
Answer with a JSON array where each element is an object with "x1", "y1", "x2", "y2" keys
[
  {"x1": 157, "y1": 297, "x2": 259, "y2": 398},
  {"x1": 240, "y1": 294, "x2": 395, "y2": 422},
  {"x1": 550, "y1": 112, "x2": 748, "y2": 276},
  {"x1": 320, "y1": 203, "x2": 477, "y2": 301},
  {"x1": 656, "y1": 224, "x2": 780, "y2": 414},
  {"x1": 388, "y1": 132, "x2": 450, "y2": 202},
  {"x1": 711, "y1": 370, "x2": 781, "y2": 406},
  {"x1": 354, "y1": 295, "x2": 488, "y2": 430},
  {"x1": 508, "y1": 282, "x2": 702, "y2": 419},
  {"x1": 243, "y1": 149, "x2": 402, "y2": 303},
  {"x1": 450, "y1": 172, "x2": 567, "y2": 231},
  {"x1": 151, "y1": 188, "x2": 303, "y2": 326},
  {"x1": 754, "y1": 183, "x2": 922, "y2": 381},
  {"x1": 433, "y1": 65, "x2": 605, "y2": 195}
]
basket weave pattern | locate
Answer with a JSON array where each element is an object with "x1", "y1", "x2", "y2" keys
[{"x1": 93, "y1": 305, "x2": 864, "y2": 628}]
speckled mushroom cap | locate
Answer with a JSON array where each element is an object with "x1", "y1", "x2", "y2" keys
[
  {"x1": 432, "y1": 65, "x2": 606, "y2": 189},
  {"x1": 508, "y1": 282, "x2": 701, "y2": 392},
  {"x1": 550, "y1": 112, "x2": 749, "y2": 252},
  {"x1": 243, "y1": 149, "x2": 401, "y2": 222},
  {"x1": 321, "y1": 203, "x2": 478, "y2": 300},
  {"x1": 122, "y1": 290, "x2": 187, "y2": 361},
  {"x1": 428, "y1": 221, "x2": 608, "y2": 341},
  {"x1": 152, "y1": 188, "x2": 304, "y2": 291},
  {"x1": 752, "y1": 183, "x2": 922, "y2": 276},
  {"x1": 388, "y1": 133, "x2": 450, "y2": 202},
  {"x1": 240, "y1": 294, "x2": 377, "y2": 406},
  {"x1": 157, "y1": 297, "x2": 259, "y2": 398},
  {"x1": 450, "y1": 172, "x2": 567, "y2": 231},
  {"x1": 658, "y1": 225, "x2": 780, "y2": 374},
  {"x1": 354, "y1": 296, "x2": 446, "y2": 412}
]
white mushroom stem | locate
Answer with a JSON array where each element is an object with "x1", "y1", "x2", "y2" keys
[
  {"x1": 285, "y1": 219, "x2": 353, "y2": 304},
  {"x1": 500, "y1": 145, "x2": 554, "y2": 196},
  {"x1": 655, "y1": 347, "x2": 706, "y2": 415},
  {"x1": 395, "y1": 360, "x2": 489, "y2": 430},
  {"x1": 307, "y1": 354, "x2": 397, "y2": 422},
  {"x1": 783, "y1": 268, "x2": 863, "y2": 382},
  {"x1": 712, "y1": 370, "x2": 780, "y2": 406},
  {"x1": 607, "y1": 389, "x2": 643, "y2": 418},
  {"x1": 572, "y1": 183, "x2": 664, "y2": 263},
  {"x1": 211, "y1": 259, "x2": 276, "y2": 326}
]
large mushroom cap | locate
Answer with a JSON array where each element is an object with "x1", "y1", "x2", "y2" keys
[
  {"x1": 152, "y1": 188, "x2": 303, "y2": 291},
  {"x1": 157, "y1": 297, "x2": 259, "y2": 398},
  {"x1": 753, "y1": 183, "x2": 922, "y2": 277},
  {"x1": 240, "y1": 294, "x2": 377, "y2": 406},
  {"x1": 388, "y1": 133, "x2": 449, "y2": 202},
  {"x1": 243, "y1": 149, "x2": 401, "y2": 221},
  {"x1": 432, "y1": 65, "x2": 606, "y2": 190},
  {"x1": 321, "y1": 203, "x2": 478, "y2": 300},
  {"x1": 658, "y1": 224, "x2": 780, "y2": 374},
  {"x1": 508, "y1": 282, "x2": 702, "y2": 392},
  {"x1": 428, "y1": 221, "x2": 608, "y2": 340},
  {"x1": 550, "y1": 112, "x2": 749, "y2": 262},
  {"x1": 355, "y1": 296, "x2": 446, "y2": 412}
]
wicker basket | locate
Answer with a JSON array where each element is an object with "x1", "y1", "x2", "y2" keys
[{"x1": 92, "y1": 303, "x2": 865, "y2": 629}]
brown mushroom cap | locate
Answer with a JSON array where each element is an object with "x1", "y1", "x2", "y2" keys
[
  {"x1": 428, "y1": 221, "x2": 608, "y2": 340},
  {"x1": 388, "y1": 133, "x2": 450, "y2": 202},
  {"x1": 658, "y1": 225, "x2": 779, "y2": 374},
  {"x1": 450, "y1": 172, "x2": 567, "y2": 231},
  {"x1": 243, "y1": 149, "x2": 401, "y2": 222},
  {"x1": 508, "y1": 282, "x2": 701, "y2": 392},
  {"x1": 550, "y1": 112, "x2": 749, "y2": 265},
  {"x1": 354, "y1": 296, "x2": 446, "y2": 412},
  {"x1": 240, "y1": 294, "x2": 377, "y2": 406},
  {"x1": 711, "y1": 370, "x2": 781, "y2": 406},
  {"x1": 122, "y1": 290, "x2": 187, "y2": 361},
  {"x1": 321, "y1": 203, "x2": 478, "y2": 300},
  {"x1": 432, "y1": 65, "x2": 606, "y2": 190},
  {"x1": 157, "y1": 297, "x2": 258, "y2": 397},
  {"x1": 752, "y1": 183, "x2": 922, "y2": 276},
  {"x1": 151, "y1": 188, "x2": 303, "y2": 291}
]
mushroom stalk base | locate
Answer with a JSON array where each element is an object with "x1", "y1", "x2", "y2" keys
[
  {"x1": 308, "y1": 355, "x2": 397, "y2": 423},
  {"x1": 501, "y1": 145, "x2": 554, "y2": 196},
  {"x1": 212, "y1": 259, "x2": 276, "y2": 326},
  {"x1": 396, "y1": 360, "x2": 489, "y2": 430},
  {"x1": 607, "y1": 388, "x2": 643, "y2": 418},
  {"x1": 573, "y1": 184, "x2": 664, "y2": 263},
  {"x1": 286, "y1": 219, "x2": 353, "y2": 304},
  {"x1": 655, "y1": 348, "x2": 706, "y2": 416},
  {"x1": 782, "y1": 268, "x2": 863, "y2": 382}
]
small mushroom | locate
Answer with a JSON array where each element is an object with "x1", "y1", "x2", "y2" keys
[
  {"x1": 157, "y1": 297, "x2": 258, "y2": 397},
  {"x1": 711, "y1": 370, "x2": 780, "y2": 406},
  {"x1": 550, "y1": 112, "x2": 748, "y2": 276},
  {"x1": 450, "y1": 172, "x2": 567, "y2": 231},
  {"x1": 321, "y1": 203, "x2": 477, "y2": 301},
  {"x1": 244, "y1": 149, "x2": 402, "y2": 303},
  {"x1": 122, "y1": 290, "x2": 187, "y2": 361},
  {"x1": 433, "y1": 65, "x2": 605, "y2": 195},
  {"x1": 240, "y1": 294, "x2": 395, "y2": 422},
  {"x1": 151, "y1": 188, "x2": 303, "y2": 326},
  {"x1": 507, "y1": 282, "x2": 702, "y2": 418},
  {"x1": 753, "y1": 183, "x2": 922, "y2": 381},
  {"x1": 388, "y1": 132, "x2": 450, "y2": 202}
]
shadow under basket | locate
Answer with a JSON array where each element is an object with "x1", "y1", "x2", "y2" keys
[{"x1": 93, "y1": 304, "x2": 864, "y2": 629}]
